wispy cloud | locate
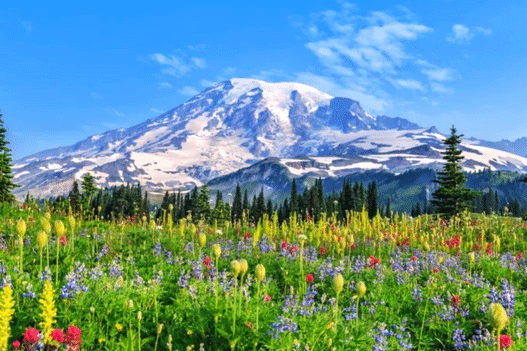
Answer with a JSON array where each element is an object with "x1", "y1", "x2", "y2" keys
[
  {"x1": 150, "y1": 51, "x2": 207, "y2": 78},
  {"x1": 179, "y1": 86, "x2": 200, "y2": 96},
  {"x1": 20, "y1": 20, "x2": 32, "y2": 32},
  {"x1": 150, "y1": 108, "x2": 164, "y2": 114},
  {"x1": 111, "y1": 109, "x2": 125, "y2": 117},
  {"x1": 158, "y1": 82, "x2": 172, "y2": 89},
  {"x1": 290, "y1": 3, "x2": 458, "y2": 112},
  {"x1": 446, "y1": 24, "x2": 492, "y2": 45}
]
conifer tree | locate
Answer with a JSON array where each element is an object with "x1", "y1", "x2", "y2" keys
[
  {"x1": 197, "y1": 184, "x2": 211, "y2": 221},
  {"x1": 68, "y1": 180, "x2": 81, "y2": 214},
  {"x1": 0, "y1": 111, "x2": 20, "y2": 203},
  {"x1": 231, "y1": 183, "x2": 243, "y2": 222},
  {"x1": 431, "y1": 126, "x2": 479, "y2": 217}
]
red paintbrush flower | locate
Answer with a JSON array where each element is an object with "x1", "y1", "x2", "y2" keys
[
  {"x1": 24, "y1": 328, "x2": 39, "y2": 343},
  {"x1": 306, "y1": 274, "x2": 314, "y2": 284}
]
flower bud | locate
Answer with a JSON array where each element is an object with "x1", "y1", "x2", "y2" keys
[
  {"x1": 199, "y1": 233, "x2": 207, "y2": 248},
  {"x1": 54, "y1": 220, "x2": 65, "y2": 237},
  {"x1": 468, "y1": 252, "x2": 475, "y2": 263},
  {"x1": 213, "y1": 244, "x2": 221, "y2": 259},
  {"x1": 149, "y1": 220, "x2": 156, "y2": 230},
  {"x1": 333, "y1": 273, "x2": 344, "y2": 294},
  {"x1": 45, "y1": 212, "x2": 51, "y2": 220},
  {"x1": 137, "y1": 311, "x2": 142, "y2": 321},
  {"x1": 488, "y1": 303, "x2": 508, "y2": 332},
  {"x1": 129, "y1": 300, "x2": 133, "y2": 309},
  {"x1": 16, "y1": 219, "x2": 26, "y2": 238},
  {"x1": 357, "y1": 281, "x2": 367, "y2": 298},
  {"x1": 157, "y1": 324, "x2": 164, "y2": 334},
  {"x1": 68, "y1": 215, "x2": 75, "y2": 229},
  {"x1": 231, "y1": 260, "x2": 241, "y2": 277},
  {"x1": 37, "y1": 231, "x2": 48, "y2": 249},
  {"x1": 239, "y1": 259, "x2": 248, "y2": 276},
  {"x1": 41, "y1": 218, "x2": 51, "y2": 235},
  {"x1": 255, "y1": 264, "x2": 266, "y2": 282}
]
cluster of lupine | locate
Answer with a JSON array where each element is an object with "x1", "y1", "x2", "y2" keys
[{"x1": 1, "y1": 205, "x2": 527, "y2": 349}]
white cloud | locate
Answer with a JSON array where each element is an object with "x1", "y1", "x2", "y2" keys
[
  {"x1": 421, "y1": 67, "x2": 457, "y2": 82},
  {"x1": 295, "y1": 72, "x2": 390, "y2": 112},
  {"x1": 150, "y1": 108, "x2": 164, "y2": 114},
  {"x1": 250, "y1": 69, "x2": 292, "y2": 81},
  {"x1": 191, "y1": 57, "x2": 207, "y2": 68},
  {"x1": 20, "y1": 21, "x2": 33, "y2": 32},
  {"x1": 446, "y1": 24, "x2": 492, "y2": 45},
  {"x1": 291, "y1": 4, "x2": 457, "y2": 109},
  {"x1": 150, "y1": 52, "x2": 207, "y2": 78},
  {"x1": 179, "y1": 86, "x2": 200, "y2": 96},
  {"x1": 158, "y1": 82, "x2": 172, "y2": 89},
  {"x1": 111, "y1": 109, "x2": 125, "y2": 117},
  {"x1": 200, "y1": 79, "x2": 218, "y2": 87},
  {"x1": 393, "y1": 79, "x2": 425, "y2": 91},
  {"x1": 222, "y1": 66, "x2": 237, "y2": 76}
]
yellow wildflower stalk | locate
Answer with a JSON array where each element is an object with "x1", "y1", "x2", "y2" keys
[
  {"x1": 39, "y1": 280, "x2": 57, "y2": 343},
  {"x1": 0, "y1": 285, "x2": 16, "y2": 351}
]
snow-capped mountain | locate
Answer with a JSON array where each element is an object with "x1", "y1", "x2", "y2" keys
[{"x1": 12, "y1": 78, "x2": 527, "y2": 199}]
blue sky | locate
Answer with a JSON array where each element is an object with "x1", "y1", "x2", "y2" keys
[{"x1": 2, "y1": 1, "x2": 526, "y2": 160}]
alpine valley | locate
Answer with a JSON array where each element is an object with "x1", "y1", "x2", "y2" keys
[{"x1": 12, "y1": 78, "x2": 527, "y2": 206}]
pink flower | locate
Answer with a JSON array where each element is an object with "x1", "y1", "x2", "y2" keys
[
  {"x1": 433, "y1": 268, "x2": 439, "y2": 274},
  {"x1": 66, "y1": 325, "x2": 82, "y2": 341},
  {"x1": 411, "y1": 256, "x2": 417, "y2": 261},
  {"x1": 60, "y1": 235, "x2": 67, "y2": 247},
  {"x1": 50, "y1": 329, "x2": 64, "y2": 343},
  {"x1": 451, "y1": 295, "x2": 460, "y2": 307},
  {"x1": 204, "y1": 256, "x2": 211, "y2": 268},
  {"x1": 24, "y1": 328, "x2": 39, "y2": 343},
  {"x1": 244, "y1": 232, "x2": 250, "y2": 240},
  {"x1": 13, "y1": 341, "x2": 20, "y2": 350},
  {"x1": 306, "y1": 274, "x2": 314, "y2": 284},
  {"x1": 320, "y1": 247, "x2": 326, "y2": 255},
  {"x1": 500, "y1": 334, "x2": 513, "y2": 349},
  {"x1": 264, "y1": 295, "x2": 272, "y2": 302}
]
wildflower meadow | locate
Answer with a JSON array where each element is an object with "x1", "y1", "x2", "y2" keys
[{"x1": 0, "y1": 204, "x2": 526, "y2": 351}]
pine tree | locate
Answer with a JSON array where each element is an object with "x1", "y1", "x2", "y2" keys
[
  {"x1": 367, "y1": 181, "x2": 378, "y2": 219},
  {"x1": 431, "y1": 126, "x2": 479, "y2": 217},
  {"x1": 81, "y1": 173, "x2": 98, "y2": 197},
  {"x1": 0, "y1": 111, "x2": 20, "y2": 203},
  {"x1": 290, "y1": 178, "x2": 299, "y2": 215},
  {"x1": 69, "y1": 180, "x2": 81, "y2": 214},
  {"x1": 231, "y1": 183, "x2": 243, "y2": 222},
  {"x1": 196, "y1": 184, "x2": 211, "y2": 221}
]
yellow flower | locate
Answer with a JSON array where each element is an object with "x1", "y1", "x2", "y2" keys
[
  {"x1": 115, "y1": 323, "x2": 123, "y2": 332},
  {"x1": 39, "y1": 281, "x2": 57, "y2": 343},
  {"x1": 488, "y1": 303, "x2": 508, "y2": 332},
  {"x1": 40, "y1": 218, "x2": 51, "y2": 235},
  {"x1": 198, "y1": 233, "x2": 206, "y2": 248},
  {"x1": 16, "y1": 219, "x2": 26, "y2": 238},
  {"x1": 239, "y1": 259, "x2": 248, "y2": 276},
  {"x1": 54, "y1": 220, "x2": 65, "y2": 237},
  {"x1": 357, "y1": 281, "x2": 367, "y2": 298},
  {"x1": 213, "y1": 244, "x2": 221, "y2": 259},
  {"x1": 0, "y1": 285, "x2": 16, "y2": 351},
  {"x1": 231, "y1": 260, "x2": 241, "y2": 277},
  {"x1": 333, "y1": 274, "x2": 344, "y2": 294},
  {"x1": 255, "y1": 264, "x2": 266, "y2": 282},
  {"x1": 187, "y1": 330, "x2": 193, "y2": 335},
  {"x1": 68, "y1": 215, "x2": 75, "y2": 229},
  {"x1": 98, "y1": 338, "x2": 106, "y2": 343},
  {"x1": 37, "y1": 231, "x2": 48, "y2": 249}
]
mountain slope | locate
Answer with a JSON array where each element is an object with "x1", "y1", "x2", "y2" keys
[{"x1": 12, "y1": 78, "x2": 527, "y2": 199}]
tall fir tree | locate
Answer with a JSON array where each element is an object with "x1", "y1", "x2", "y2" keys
[
  {"x1": 68, "y1": 180, "x2": 81, "y2": 214},
  {"x1": 231, "y1": 183, "x2": 243, "y2": 222},
  {"x1": 0, "y1": 111, "x2": 20, "y2": 203},
  {"x1": 196, "y1": 184, "x2": 211, "y2": 221},
  {"x1": 367, "y1": 180, "x2": 378, "y2": 219},
  {"x1": 430, "y1": 126, "x2": 479, "y2": 217}
]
